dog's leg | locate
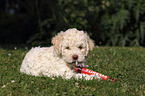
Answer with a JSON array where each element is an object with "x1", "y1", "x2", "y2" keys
[{"x1": 74, "y1": 73, "x2": 101, "y2": 80}]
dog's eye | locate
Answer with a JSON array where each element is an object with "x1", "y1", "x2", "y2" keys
[
  {"x1": 78, "y1": 46, "x2": 83, "y2": 49},
  {"x1": 66, "y1": 47, "x2": 70, "y2": 50}
]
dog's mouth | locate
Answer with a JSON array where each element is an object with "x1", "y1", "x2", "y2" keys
[
  {"x1": 71, "y1": 60, "x2": 88, "y2": 68},
  {"x1": 72, "y1": 61, "x2": 79, "y2": 67}
]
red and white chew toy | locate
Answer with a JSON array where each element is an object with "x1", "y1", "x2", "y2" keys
[{"x1": 75, "y1": 67, "x2": 116, "y2": 82}]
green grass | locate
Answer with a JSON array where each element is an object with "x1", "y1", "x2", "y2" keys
[{"x1": 0, "y1": 46, "x2": 145, "y2": 96}]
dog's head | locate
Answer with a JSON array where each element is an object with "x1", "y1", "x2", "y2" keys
[{"x1": 52, "y1": 28, "x2": 94, "y2": 65}]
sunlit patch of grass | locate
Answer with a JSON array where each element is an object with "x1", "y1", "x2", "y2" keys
[{"x1": 0, "y1": 46, "x2": 145, "y2": 95}]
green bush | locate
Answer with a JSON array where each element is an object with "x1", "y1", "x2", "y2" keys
[
  {"x1": 31, "y1": 0, "x2": 144, "y2": 46},
  {"x1": 1, "y1": 0, "x2": 145, "y2": 46}
]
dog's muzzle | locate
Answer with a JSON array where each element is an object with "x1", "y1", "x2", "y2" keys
[{"x1": 72, "y1": 60, "x2": 88, "y2": 68}]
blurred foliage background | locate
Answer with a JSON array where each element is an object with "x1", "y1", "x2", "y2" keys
[{"x1": 0, "y1": 0, "x2": 145, "y2": 46}]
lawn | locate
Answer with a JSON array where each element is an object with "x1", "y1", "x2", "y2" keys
[{"x1": 0, "y1": 46, "x2": 145, "y2": 96}]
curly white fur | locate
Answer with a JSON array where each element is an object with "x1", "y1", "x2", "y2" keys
[{"x1": 20, "y1": 28, "x2": 98, "y2": 80}]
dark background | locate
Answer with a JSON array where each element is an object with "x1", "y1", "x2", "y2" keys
[{"x1": 0, "y1": 0, "x2": 145, "y2": 47}]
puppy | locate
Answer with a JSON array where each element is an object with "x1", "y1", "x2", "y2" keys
[{"x1": 20, "y1": 28, "x2": 96, "y2": 80}]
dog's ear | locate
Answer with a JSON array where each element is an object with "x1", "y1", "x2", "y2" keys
[
  {"x1": 86, "y1": 35, "x2": 95, "y2": 56},
  {"x1": 52, "y1": 31, "x2": 64, "y2": 55},
  {"x1": 88, "y1": 36, "x2": 94, "y2": 51}
]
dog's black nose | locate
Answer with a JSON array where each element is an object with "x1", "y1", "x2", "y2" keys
[{"x1": 72, "y1": 54, "x2": 78, "y2": 60}]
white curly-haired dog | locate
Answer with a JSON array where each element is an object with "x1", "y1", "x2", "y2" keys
[{"x1": 20, "y1": 28, "x2": 98, "y2": 80}]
